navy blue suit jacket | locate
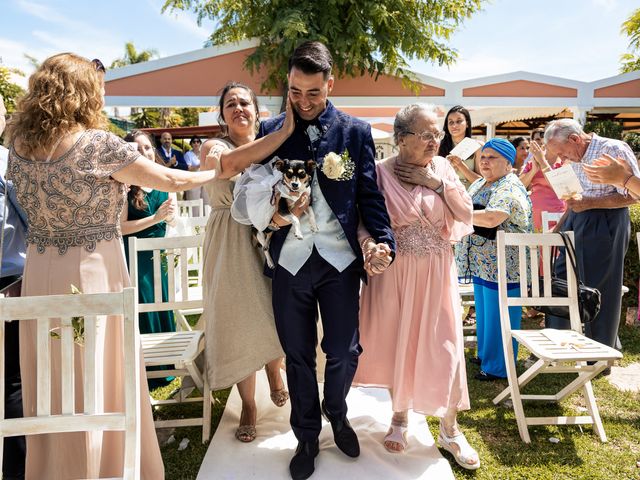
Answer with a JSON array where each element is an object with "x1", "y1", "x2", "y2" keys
[
  {"x1": 258, "y1": 101, "x2": 395, "y2": 275},
  {"x1": 157, "y1": 147, "x2": 188, "y2": 170}
]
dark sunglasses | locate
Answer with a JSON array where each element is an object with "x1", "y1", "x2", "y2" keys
[
  {"x1": 191, "y1": 139, "x2": 202, "y2": 144},
  {"x1": 91, "y1": 58, "x2": 106, "y2": 73}
]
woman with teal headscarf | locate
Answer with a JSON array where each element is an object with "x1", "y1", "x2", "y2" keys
[{"x1": 455, "y1": 138, "x2": 533, "y2": 380}]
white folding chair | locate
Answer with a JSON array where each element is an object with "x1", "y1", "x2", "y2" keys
[
  {"x1": 0, "y1": 288, "x2": 141, "y2": 479},
  {"x1": 177, "y1": 198, "x2": 204, "y2": 218},
  {"x1": 172, "y1": 216, "x2": 208, "y2": 287},
  {"x1": 541, "y1": 211, "x2": 564, "y2": 233},
  {"x1": 493, "y1": 231, "x2": 622, "y2": 443},
  {"x1": 128, "y1": 234, "x2": 212, "y2": 443}
]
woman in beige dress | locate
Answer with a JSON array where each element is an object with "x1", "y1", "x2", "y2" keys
[
  {"x1": 3, "y1": 54, "x2": 286, "y2": 480},
  {"x1": 199, "y1": 82, "x2": 293, "y2": 442}
]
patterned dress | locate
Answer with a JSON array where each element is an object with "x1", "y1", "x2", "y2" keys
[
  {"x1": 455, "y1": 172, "x2": 532, "y2": 378},
  {"x1": 8, "y1": 130, "x2": 164, "y2": 479}
]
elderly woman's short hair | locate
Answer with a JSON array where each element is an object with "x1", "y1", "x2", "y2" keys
[
  {"x1": 393, "y1": 104, "x2": 438, "y2": 144},
  {"x1": 544, "y1": 119, "x2": 585, "y2": 143}
]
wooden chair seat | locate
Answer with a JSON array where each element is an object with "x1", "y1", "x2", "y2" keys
[
  {"x1": 512, "y1": 329, "x2": 622, "y2": 363},
  {"x1": 141, "y1": 331, "x2": 204, "y2": 390}
]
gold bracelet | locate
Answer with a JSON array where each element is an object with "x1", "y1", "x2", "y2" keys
[{"x1": 360, "y1": 237, "x2": 375, "y2": 251}]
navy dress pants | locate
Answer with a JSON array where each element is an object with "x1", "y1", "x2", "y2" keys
[
  {"x1": 272, "y1": 248, "x2": 361, "y2": 442},
  {"x1": 547, "y1": 208, "x2": 629, "y2": 348}
]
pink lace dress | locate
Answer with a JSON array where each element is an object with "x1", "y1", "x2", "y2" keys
[
  {"x1": 8, "y1": 130, "x2": 164, "y2": 479},
  {"x1": 353, "y1": 157, "x2": 473, "y2": 416}
]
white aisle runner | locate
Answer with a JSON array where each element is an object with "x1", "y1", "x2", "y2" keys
[{"x1": 197, "y1": 370, "x2": 454, "y2": 479}]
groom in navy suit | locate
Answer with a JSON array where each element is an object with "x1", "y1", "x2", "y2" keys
[{"x1": 259, "y1": 41, "x2": 396, "y2": 480}]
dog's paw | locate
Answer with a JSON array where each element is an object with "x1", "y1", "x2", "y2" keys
[
  {"x1": 310, "y1": 224, "x2": 320, "y2": 233},
  {"x1": 294, "y1": 233, "x2": 304, "y2": 240}
]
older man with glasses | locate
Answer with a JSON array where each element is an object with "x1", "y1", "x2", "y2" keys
[{"x1": 540, "y1": 119, "x2": 639, "y2": 362}]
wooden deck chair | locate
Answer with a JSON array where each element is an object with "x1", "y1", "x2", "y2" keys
[
  {"x1": 493, "y1": 231, "x2": 622, "y2": 443},
  {"x1": 127, "y1": 234, "x2": 211, "y2": 443},
  {"x1": 0, "y1": 288, "x2": 141, "y2": 479},
  {"x1": 177, "y1": 198, "x2": 204, "y2": 218}
]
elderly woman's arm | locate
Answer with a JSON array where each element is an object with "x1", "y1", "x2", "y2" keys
[{"x1": 473, "y1": 209, "x2": 509, "y2": 228}]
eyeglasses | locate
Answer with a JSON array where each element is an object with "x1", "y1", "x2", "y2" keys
[
  {"x1": 191, "y1": 139, "x2": 202, "y2": 144},
  {"x1": 91, "y1": 58, "x2": 106, "y2": 73},
  {"x1": 405, "y1": 130, "x2": 445, "y2": 143}
]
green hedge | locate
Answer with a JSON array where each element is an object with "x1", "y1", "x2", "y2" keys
[{"x1": 623, "y1": 204, "x2": 640, "y2": 309}]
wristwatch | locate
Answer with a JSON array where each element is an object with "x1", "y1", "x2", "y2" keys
[{"x1": 434, "y1": 181, "x2": 444, "y2": 194}]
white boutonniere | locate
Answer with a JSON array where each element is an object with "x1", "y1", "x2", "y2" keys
[{"x1": 322, "y1": 150, "x2": 355, "y2": 181}]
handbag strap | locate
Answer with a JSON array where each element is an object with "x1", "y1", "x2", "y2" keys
[{"x1": 558, "y1": 232, "x2": 582, "y2": 285}]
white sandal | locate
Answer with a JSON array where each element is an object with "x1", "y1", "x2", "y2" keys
[
  {"x1": 438, "y1": 424, "x2": 480, "y2": 470},
  {"x1": 383, "y1": 419, "x2": 408, "y2": 453}
]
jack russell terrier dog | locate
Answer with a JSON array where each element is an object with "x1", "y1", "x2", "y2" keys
[{"x1": 257, "y1": 158, "x2": 319, "y2": 268}]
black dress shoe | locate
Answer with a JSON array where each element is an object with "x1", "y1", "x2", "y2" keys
[
  {"x1": 474, "y1": 370, "x2": 505, "y2": 381},
  {"x1": 290, "y1": 439, "x2": 319, "y2": 480},
  {"x1": 321, "y1": 400, "x2": 360, "y2": 458},
  {"x1": 470, "y1": 357, "x2": 481, "y2": 365}
]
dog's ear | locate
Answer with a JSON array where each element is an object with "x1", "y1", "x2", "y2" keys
[
  {"x1": 274, "y1": 158, "x2": 284, "y2": 171},
  {"x1": 306, "y1": 160, "x2": 317, "y2": 172}
]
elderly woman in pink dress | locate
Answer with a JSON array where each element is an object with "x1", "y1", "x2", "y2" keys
[{"x1": 353, "y1": 104, "x2": 479, "y2": 470}]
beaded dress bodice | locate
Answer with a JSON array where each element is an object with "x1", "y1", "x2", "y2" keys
[{"x1": 8, "y1": 130, "x2": 140, "y2": 254}]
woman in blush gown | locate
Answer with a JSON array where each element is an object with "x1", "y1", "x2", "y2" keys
[{"x1": 354, "y1": 104, "x2": 480, "y2": 470}]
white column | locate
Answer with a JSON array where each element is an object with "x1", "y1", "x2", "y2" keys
[
  {"x1": 571, "y1": 107, "x2": 587, "y2": 126},
  {"x1": 485, "y1": 122, "x2": 495, "y2": 140}
]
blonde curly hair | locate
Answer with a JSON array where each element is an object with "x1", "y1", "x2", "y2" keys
[{"x1": 5, "y1": 53, "x2": 106, "y2": 157}]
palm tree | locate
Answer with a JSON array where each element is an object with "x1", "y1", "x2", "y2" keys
[
  {"x1": 110, "y1": 42, "x2": 159, "y2": 117},
  {"x1": 110, "y1": 42, "x2": 158, "y2": 69},
  {"x1": 621, "y1": 8, "x2": 640, "y2": 73}
]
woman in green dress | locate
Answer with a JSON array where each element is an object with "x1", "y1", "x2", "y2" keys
[{"x1": 121, "y1": 130, "x2": 178, "y2": 339}]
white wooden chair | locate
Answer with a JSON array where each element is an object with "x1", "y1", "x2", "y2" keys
[
  {"x1": 127, "y1": 235, "x2": 212, "y2": 443},
  {"x1": 0, "y1": 288, "x2": 141, "y2": 479},
  {"x1": 177, "y1": 198, "x2": 204, "y2": 218},
  {"x1": 493, "y1": 231, "x2": 622, "y2": 443},
  {"x1": 171, "y1": 216, "x2": 208, "y2": 287},
  {"x1": 541, "y1": 211, "x2": 564, "y2": 233}
]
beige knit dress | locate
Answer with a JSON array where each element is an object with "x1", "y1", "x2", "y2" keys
[{"x1": 199, "y1": 139, "x2": 283, "y2": 389}]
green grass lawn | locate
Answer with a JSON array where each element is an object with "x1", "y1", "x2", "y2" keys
[{"x1": 153, "y1": 318, "x2": 640, "y2": 480}]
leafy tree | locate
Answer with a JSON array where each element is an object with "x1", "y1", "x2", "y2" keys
[
  {"x1": 131, "y1": 108, "x2": 161, "y2": 128},
  {"x1": 620, "y1": 7, "x2": 640, "y2": 73},
  {"x1": 584, "y1": 119, "x2": 623, "y2": 140},
  {"x1": 174, "y1": 107, "x2": 210, "y2": 127},
  {"x1": 162, "y1": 0, "x2": 484, "y2": 95},
  {"x1": 0, "y1": 66, "x2": 25, "y2": 114},
  {"x1": 110, "y1": 42, "x2": 159, "y2": 68},
  {"x1": 624, "y1": 132, "x2": 640, "y2": 155}
]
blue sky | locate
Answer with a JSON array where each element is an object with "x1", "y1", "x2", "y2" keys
[{"x1": 0, "y1": 0, "x2": 636, "y2": 88}]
